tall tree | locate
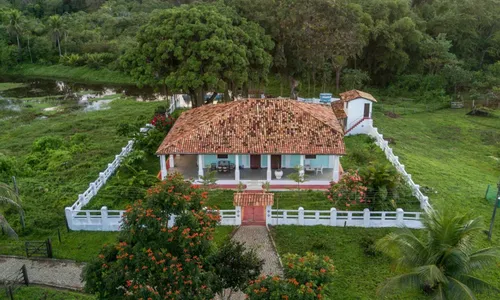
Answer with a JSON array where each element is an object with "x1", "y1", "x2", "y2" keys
[
  {"x1": 122, "y1": 3, "x2": 272, "y2": 107},
  {"x1": 47, "y1": 14, "x2": 64, "y2": 56},
  {"x1": 4, "y1": 9, "x2": 23, "y2": 54},
  {"x1": 376, "y1": 210, "x2": 500, "y2": 299}
]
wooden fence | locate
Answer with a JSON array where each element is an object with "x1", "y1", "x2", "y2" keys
[{"x1": 1, "y1": 264, "x2": 29, "y2": 300}]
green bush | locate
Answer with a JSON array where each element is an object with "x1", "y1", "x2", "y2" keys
[
  {"x1": 283, "y1": 252, "x2": 335, "y2": 287},
  {"x1": 359, "y1": 236, "x2": 380, "y2": 257},
  {"x1": 32, "y1": 136, "x2": 65, "y2": 153},
  {"x1": 0, "y1": 153, "x2": 17, "y2": 181}
]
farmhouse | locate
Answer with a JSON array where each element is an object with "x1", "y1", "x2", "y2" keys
[{"x1": 156, "y1": 91, "x2": 377, "y2": 188}]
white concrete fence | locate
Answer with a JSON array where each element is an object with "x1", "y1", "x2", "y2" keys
[
  {"x1": 367, "y1": 126, "x2": 432, "y2": 211},
  {"x1": 267, "y1": 207, "x2": 423, "y2": 228},
  {"x1": 65, "y1": 206, "x2": 423, "y2": 231}
]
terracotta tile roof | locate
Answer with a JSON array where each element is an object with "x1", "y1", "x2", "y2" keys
[
  {"x1": 331, "y1": 101, "x2": 347, "y2": 119},
  {"x1": 233, "y1": 193, "x2": 274, "y2": 206},
  {"x1": 339, "y1": 90, "x2": 377, "y2": 103},
  {"x1": 156, "y1": 98, "x2": 345, "y2": 155}
]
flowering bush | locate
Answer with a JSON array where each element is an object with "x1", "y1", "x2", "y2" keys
[
  {"x1": 327, "y1": 170, "x2": 368, "y2": 208},
  {"x1": 84, "y1": 173, "x2": 219, "y2": 299},
  {"x1": 151, "y1": 114, "x2": 176, "y2": 133},
  {"x1": 246, "y1": 253, "x2": 335, "y2": 300},
  {"x1": 283, "y1": 252, "x2": 335, "y2": 287}
]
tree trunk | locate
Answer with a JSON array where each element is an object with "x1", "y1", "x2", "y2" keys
[
  {"x1": 206, "y1": 92, "x2": 218, "y2": 104},
  {"x1": 335, "y1": 68, "x2": 341, "y2": 92},
  {"x1": 57, "y1": 37, "x2": 62, "y2": 57},
  {"x1": 27, "y1": 36, "x2": 33, "y2": 63},
  {"x1": 224, "y1": 82, "x2": 231, "y2": 103},
  {"x1": 290, "y1": 77, "x2": 299, "y2": 99},
  {"x1": 16, "y1": 34, "x2": 21, "y2": 52},
  {"x1": 242, "y1": 82, "x2": 249, "y2": 98},
  {"x1": 280, "y1": 74, "x2": 283, "y2": 97}
]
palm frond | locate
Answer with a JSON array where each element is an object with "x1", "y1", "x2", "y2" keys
[
  {"x1": 459, "y1": 275, "x2": 500, "y2": 294},
  {"x1": 376, "y1": 230, "x2": 428, "y2": 267},
  {"x1": 377, "y1": 272, "x2": 423, "y2": 296},
  {"x1": 415, "y1": 264, "x2": 448, "y2": 285},
  {"x1": 468, "y1": 247, "x2": 500, "y2": 271},
  {"x1": 0, "y1": 215, "x2": 19, "y2": 239},
  {"x1": 433, "y1": 284, "x2": 445, "y2": 300},
  {"x1": 446, "y1": 276, "x2": 477, "y2": 300}
]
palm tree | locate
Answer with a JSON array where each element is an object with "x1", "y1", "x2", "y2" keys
[
  {"x1": 5, "y1": 9, "x2": 23, "y2": 53},
  {"x1": 0, "y1": 183, "x2": 24, "y2": 239},
  {"x1": 48, "y1": 15, "x2": 64, "y2": 56},
  {"x1": 376, "y1": 210, "x2": 500, "y2": 299}
]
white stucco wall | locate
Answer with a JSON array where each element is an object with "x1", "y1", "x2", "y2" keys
[{"x1": 346, "y1": 98, "x2": 373, "y2": 135}]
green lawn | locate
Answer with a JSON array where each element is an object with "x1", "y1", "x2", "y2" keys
[{"x1": 0, "y1": 286, "x2": 95, "y2": 300}]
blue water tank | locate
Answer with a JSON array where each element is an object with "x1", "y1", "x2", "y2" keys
[{"x1": 319, "y1": 93, "x2": 332, "y2": 103}]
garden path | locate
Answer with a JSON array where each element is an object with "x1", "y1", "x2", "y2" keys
[
  {"x1": 222, "y1": 225, "x2": 283, "y2": 299},
  {"x1": 0, "y1": 255, "x2": 84, "y2": 290}
]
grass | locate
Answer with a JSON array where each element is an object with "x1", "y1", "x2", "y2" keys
[
  {"x1": 271, "y1": 226, "x2": 426, "y2": 300},
  {"x1": 1, "y1": 64, "x2": 134, "y2": 85},
  {"x1": 0, "y1": 286, "x2": 95, "y2": 300},
  {"x1": 0, "y1": 82, "x2": 27, "y2": 91}
]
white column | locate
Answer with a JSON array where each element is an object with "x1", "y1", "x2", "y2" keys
[
  {"x1": 198, "y1": 155, "x2": 204, "y2": 179},
  {"x1": 299, "y1": 155, "x2": 305, "y2": 178},
  {"x1": 101, "y1": 206, "x2": 109, "y2": 231},
  {"x1": 332, "y1": 155, "x2": 340, "y2": 182},
  {"x1": 160, "y1": 155, "x2": 167, "y2": 180},
  {"x1": 235, "y1": 154, "x2": 240, "y2": 181},
  {"x1": 266, "y1": 155, "x2": 272, "y2": 181},
  {"x1": 169, "y1": 154, "x2": 175, "y2": 168}
]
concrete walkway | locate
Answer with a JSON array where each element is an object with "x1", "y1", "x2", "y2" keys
[{"x1": 0, "y1": 256, "x2": 84, "y2": 290}]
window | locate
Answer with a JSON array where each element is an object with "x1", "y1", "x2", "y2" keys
[
  {"x1": 217, "y1": 154, "x2": 228, "y2": 159},
  {"x1": 305, "y1": 155, "x2": 316, "y2": 159}
]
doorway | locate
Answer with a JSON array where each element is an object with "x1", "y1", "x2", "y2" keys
[
  {"x1": 364, "y1": 103, "x2": 370, "y2": 118},
  {"x1": 250, "y1": 155, "x2": 261, "y2": 169},
  {"x1": 271, "y1": 155, "x2": 281, "y2": 169}
]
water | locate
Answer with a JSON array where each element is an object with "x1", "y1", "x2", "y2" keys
[{"x1": 0, "y1": 76, "x2": 171, "y2": 113}]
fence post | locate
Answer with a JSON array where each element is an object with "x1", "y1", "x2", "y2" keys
[
  {"x1": 363, "y1": 208, "x2": 370, "y2": 227},
  {"x1": 298, "y1": 207, "x2": 305, "y2": 225},
  {"x1": 396, "y1": 208, "x2": 404, "y2": 227},
  {"x1": 99, "y1": 172, "x2": 107, "y2": 184},
  {"x1": 8, "y1": 286, "x2": 13, "y2": 300},
  {"x1": 421, "y1": 197, "x2": 429, "y2": 210},
  {"x1": 90, "y1": 182, "x2": 97, "y2": 196},
  {"x1": 46, "y1": 238, "x2": 53, "y2": 258},
  {"x1": 236, "y1": 206, "x2": 242, "y2": 226},
  {"x1": 101, "y1": 206, "x2": 109, "y2": 231},
  {"x1": 265, "y1": 205, "x2": 272, "y2": 226},
  {"x1": 21, "y1": 265, "x2": 29, "y2": 286},
  {"x1": 330, "y1": 208, "x2": 337, "y2": 226},
  {"x1": 78, "y1": 194, "x2": 85, "y2": 208},
  {"x1": 64, "y1": 207, "x2": 73, "y2": 231}
]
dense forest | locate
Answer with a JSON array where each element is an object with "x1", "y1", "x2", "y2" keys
[{"x1": 1, "y1": 0, "x2": 500, "y2": 106}]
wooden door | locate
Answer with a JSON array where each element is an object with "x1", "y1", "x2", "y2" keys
[
  {"x1": 364, "y1": 103, "x2": 370, "y2": 118},
  {"x1": 271, "y1": 155, "x2": 281, "y2": 169},
  {"x1": 250, "y1": 155, "x2": 261, "y2": 169},
  {"x1": 242, "y1": 206, "x2": 266, "y2": 225}
]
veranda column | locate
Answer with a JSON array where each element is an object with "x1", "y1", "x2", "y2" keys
[
  {"x1": 198, "y1": 154, "x2": 204, "y2": 179},
  {"x1": 235, "y1": 154, "x2": 240, "y2": 181},
  {"x1": 169, "y1": 154, "x2": 175, "y2": 168},
  {"x1": 332, "y1": 155, "x2": 340, "y2": 182},
  {"x1": 267, "y1": 155, "x2": 272, "y2": 181},
  {"x1": 299, "y1": 155, "x2": 305, "y2": 178},
  {"x1": 160, "y1": 155, "x2": 167, "y2": 180}
]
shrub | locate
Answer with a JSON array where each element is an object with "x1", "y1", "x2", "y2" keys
[
  {"x1": 60, "y1": 54, "x2": 84, "y2": 66},
  {"x1": 0, "y1": 153, "x2": 16, "y2": 181},
  {"x1": 359, "y1": 236, "x2": 380, "y2": 257},
  {"x1": 283, "y1": 252, "x2": 335, "y2": 287},
  {"x1": 327, "y1": 170, "x2": 368, "y2": 208},
  {"x1": 32, "y1": 136, "x2": 64, "y2": 153}
]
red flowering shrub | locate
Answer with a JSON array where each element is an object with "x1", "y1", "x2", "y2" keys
[
  {"x1": 151, "y1": 114, "x2": 175, "y2": 133},
  {"x1": 246, "y1": 252, "x2": 335, "y2": 300},
  {"x1": 327, "y1": 170, "x2": 368, "y2": 208},
  {"x1": 283, "y1": 252, "x2": 335, "y2": 287},
  {"x1": 84, "y1": 173, "x2": 219, "y2": 299}
]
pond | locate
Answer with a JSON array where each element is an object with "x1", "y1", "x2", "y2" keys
[{"x1": 0, "y1": 76, "x2": 190, "y2": 116}]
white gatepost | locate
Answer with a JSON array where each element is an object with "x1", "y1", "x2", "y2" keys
[
  {"x1": 160, "y1": 155, "x2": 167, "y2": 180},
  {"x1": 298, "y1": 207, "x2": 305, "y2": 225},
  {"x1": 332, "y1": 155, "x2": 340, "y2": 182},
  {"x1": 396, "y1": 208, "x2": 404, "y2": 226},
  {"x1": 169, "y1": 154, "x2": 175, "y2": 168},
  {"x1": 99, "y1": 172, "x2": 106, "y2": 184},
  {"x1": 235, "y1": 155, "x2": 240, "y2": 181},
  {"x1": 299, "y1": 155, "x2": 305, "y2": 178},
  {"x1": 65, "y1": 207, "x2": 73, "y2": 230},
  {"x1": 198, "y1": 155, "x2": 204, "y2": 179},
  {"x1": 266, "y1": 205, "x2": 272, "y2": 225},
  {"x1": 330, "y1": 208, "x2": 337, "y2": 226},
  {"x1": 101, "y1": 206, "x2": 109, "y2": 231},
  {"x1": 266, "y1": 155, "x2": 272, "y2": 181},
  {"x1": 235, "y1": 206, "x2": 242, "y2": 225},
  {"x1": 363, "y1": 208, "x2": 370, "y2": 227}
]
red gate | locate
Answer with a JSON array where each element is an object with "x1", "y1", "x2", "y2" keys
[{"x1": 242, "y1": 206, "x2": 266, "y2": 225}]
